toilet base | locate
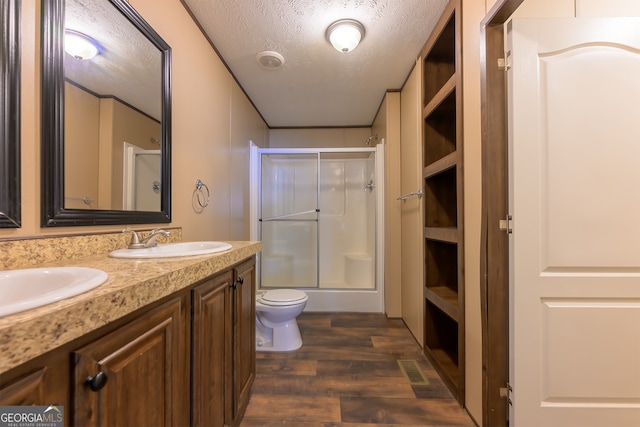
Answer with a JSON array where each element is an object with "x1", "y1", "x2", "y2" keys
[{"x1": 256, "y1": 317, "x2": 302, "y2": 352}]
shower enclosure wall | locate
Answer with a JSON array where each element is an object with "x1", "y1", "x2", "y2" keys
[{"x1": 251, "y1": 146, "x2": 384, "y2": 312}]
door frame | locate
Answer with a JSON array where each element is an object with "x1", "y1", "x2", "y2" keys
[
  {"x1": 480, "y1": 1, "x2": 524, "y2": 426},
  {"x1": 122, "y1": 142, "x2": 161, "y2": 210}
]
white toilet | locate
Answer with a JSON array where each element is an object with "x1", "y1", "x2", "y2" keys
[{"x1": 255, "y1": 289, "x2": 308, "y2": 352}]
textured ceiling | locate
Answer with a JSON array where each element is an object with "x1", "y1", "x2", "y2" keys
[
  {"x1": 182, "y1": 0, "x2": 448, "y2": 127},
  {"x1": 65, "y1": 0, "x2": 162, "y2": 120}
]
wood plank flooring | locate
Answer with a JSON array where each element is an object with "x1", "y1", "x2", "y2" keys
[{"x1": 241, "y1": 312, "x2": 476, "y2": 426}]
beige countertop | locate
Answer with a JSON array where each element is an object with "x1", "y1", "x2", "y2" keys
[{"x1": 0, "y1": 241, "x2": 261, "y2": 374}]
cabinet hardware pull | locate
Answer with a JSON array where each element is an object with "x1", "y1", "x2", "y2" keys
[
  {"x1": 237, "y1": 277, "x2": 244, "y2": 285},
  {"x1": 86, "y1": 371, "x2": 108, "y2": 392},
  {"x1": 231, "y1": 281, "x2": 237, "y2": 289}
]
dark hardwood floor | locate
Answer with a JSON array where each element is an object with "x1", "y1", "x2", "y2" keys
[{"x1": 241, "y1": 312, "x2": 476, "y2": 426}]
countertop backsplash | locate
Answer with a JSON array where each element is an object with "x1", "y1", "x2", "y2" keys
[{"x1": 0, "y1": 228, "x2": 182, "y2": 270}]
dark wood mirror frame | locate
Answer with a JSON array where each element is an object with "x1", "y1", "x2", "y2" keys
[
  {"x1": 0, "y1": 0, "x2": 21, "y2": 228},
  {"x1": 41, "y1": 0, "x2": 172, "y2": 227}
]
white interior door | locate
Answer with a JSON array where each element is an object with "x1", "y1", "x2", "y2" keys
[{"x1": 508, "y1": 18, "x2": 640, "y2": 426}]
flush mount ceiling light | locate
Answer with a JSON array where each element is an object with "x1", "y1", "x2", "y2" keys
[
  {"x1": 64, "y1": 30, "x2": 100, "y2": 60},
  {"x1": 256, "y1": 51, "x2": 285, "y2": 69},
  {"x1": 326, "y1": 19, "x2": 365, "y2": 53}
]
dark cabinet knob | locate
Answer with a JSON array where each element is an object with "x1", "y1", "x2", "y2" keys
[
  {"x1": 86, "y1": 371, "x2": 108, "y2": 392},
  {"x1": 237, "y1": 277, "x2": 244, "y2": 285},
  {"x1": 231, "y1": 281, "x2": 237, "y2": 289}
]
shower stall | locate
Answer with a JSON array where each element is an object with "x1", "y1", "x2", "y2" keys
[{"x1": 250, "y1": 145, "x2": 384, "y2": 312}]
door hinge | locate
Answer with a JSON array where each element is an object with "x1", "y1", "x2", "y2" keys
[
  {"x1": 499, "y1": 215, "x2": 513, "y2": 234},
  {"x1": 498, "y1": 50, "x2": 512, "y2": 71},
  {"x1": 500, "y1": 383, "x2": 513, "y2": 405}
]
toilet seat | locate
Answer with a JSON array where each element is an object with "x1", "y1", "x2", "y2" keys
[{"x1": 258, "y1": 289, "x2": 308, "y2": 306}]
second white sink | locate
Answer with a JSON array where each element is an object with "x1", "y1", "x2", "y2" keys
[
  {"x1": 0, "y1": 267, "x2": 108, "y2": 317},
  {"x1": 109, "y1": 241, "x2": 232, "y2": 259}
]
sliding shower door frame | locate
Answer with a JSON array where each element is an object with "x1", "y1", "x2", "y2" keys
[
  {"x1": 250, "y1": 144, "x2": 385, "y2": 312},
  {"x1": 259, "y1": 151, "x2": 321, "y2": 289}
]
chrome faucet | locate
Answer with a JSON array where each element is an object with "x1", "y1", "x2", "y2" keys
[{"x1": 124, "y1": 229, "x2": 170, "y2": 249}]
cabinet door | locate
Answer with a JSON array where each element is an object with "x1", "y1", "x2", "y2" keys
[
  {"x1": 73, "y1": 295, "x2": 189, "y2": 427},
  {"x1": 230, "y1": 257, "x2": 256, "y2": 425},
  {"x1": 192, "y1": 271, "x2": 232, "y2": 427},
  {"x1": 0, "y1": 369, "x2": 47, "y2": 406}
]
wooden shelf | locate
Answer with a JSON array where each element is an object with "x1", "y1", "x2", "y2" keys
[
  {"x1": 424, "y1": 346, "x2": 459, "y2": 392},
  {"x1": 424, "y1": 298, "x2": 459, "y2": 393},
  {"x1": 424, "y1": 151, "x2": 457, "y2": 179},
  {"x1": 423, "y1": 12, "x2": 456, "y2": 104},
  {"x1": 424, "y1": 167, "x2": 457, "y2": 228},
  {"x1": 425, "y1": 286, "x2": 458, "y2": 320},
  {"x1": 424, "y1": 227, "x2": 458, "y2": 243},
  {"x1": 424, "y1": 74, "x2": 456, "y2": 118},
  {"x1": 421, "y1": 0, "x2": 463, "y2": 405},
  {"x1": 424, "y1": 90, "x2": 457, "y2": 167}
]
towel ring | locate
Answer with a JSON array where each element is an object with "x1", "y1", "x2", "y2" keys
[{"x1": 194, "y1": 179, "x2": 210, "y2": 208}]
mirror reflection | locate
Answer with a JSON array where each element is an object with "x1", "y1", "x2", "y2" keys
[
  {"x1": 0, "y1": 1, "x2": 21, "y2": 228},
  {"x1": 64, "y1": 0, "x2": 162, "y2": 211},
  {"x1": 42, "y1": 0, "x2": 171, "y2": 227}
]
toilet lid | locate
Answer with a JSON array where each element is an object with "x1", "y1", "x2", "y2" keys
[{"x1": 259, "y1": 289, "x2": 308, "y2": 306}]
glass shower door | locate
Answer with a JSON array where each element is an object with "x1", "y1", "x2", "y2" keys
[{"x1": 260, "y1": 153, "x2": 318, "y2": 288}]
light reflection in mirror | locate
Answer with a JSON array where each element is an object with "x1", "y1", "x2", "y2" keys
[
  {"x1": 41, "y1": 0, "x2": 171, "y2": 227},
  {"x1": 64, "y1": 0, "x2": 162, "y2": 211}
]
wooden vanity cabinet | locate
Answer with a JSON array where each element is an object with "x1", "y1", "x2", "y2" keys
[
  {"x1": 0, "y1": 368, "x2": 50, "y2": 406},
  {"x1": 192, "y1": 270, "x2": 233, "y2": 426},
  {"x1": 73, "y1": 295, "x2": 190, "y2": 427},
  {"x1": 230, "y1": 258, "x2": 256, "y2": 426},
  {"x1": 192, "y1": 257, "x2": 256, "y2": 427},
  {"x1": 0, "y1": 256, "x2": 256, "y2": 427}
]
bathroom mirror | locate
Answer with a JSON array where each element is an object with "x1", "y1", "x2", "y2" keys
[
  {"x1": 42, "y1": 0, "x2": 172, "y2": 226},
  {"x1": 0, "y1": 1, "x2": 21, "y2": 228}
]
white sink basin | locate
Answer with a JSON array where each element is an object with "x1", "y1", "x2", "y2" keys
[
  {"x1": 109, "y1": 241, "x2": 233, "y2": 259},
  {"x1": 0, "y1": 267, "x2": 108, "y2": 317}
]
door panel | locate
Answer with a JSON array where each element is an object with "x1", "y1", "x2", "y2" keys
[
  {"x1": 134, "y1": 152, "x2": 161, "y2": 211},
  {"x1": 508, "y1": 18, "x2": 640, "y2": 426},
  {"x1": 192, "y1": 272, "x2": 232, "y2": 427},
  {"x1": 260, "y1": 153, "x2": 319, "y2": 288},
  {"x1": 400, "y1": 64, "x2": 424, "y2": 345},
  {"x1": 73, "y1": 296, "x2": 188, "y2": 427},
  {"x1": 231, "y1": 258, "x2": 256, "y2": 425}
]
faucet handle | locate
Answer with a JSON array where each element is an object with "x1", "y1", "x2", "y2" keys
[
  {"x1": 150, "y1": 229, "x2": 171, "y2": 238},
  {"x1": 123, "y1": 229, "x2": 140, "y2": 242},
  {"x1": 123, "y1": 230, "x2": 141, "y2": 247}
]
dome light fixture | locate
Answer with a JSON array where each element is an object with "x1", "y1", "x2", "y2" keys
[
  {"x1": 326, "y1": 19, "x2": 365, "y2": 53},
  {"x1": 64, "y1": 30, "x2": 100, "y2": 60}
]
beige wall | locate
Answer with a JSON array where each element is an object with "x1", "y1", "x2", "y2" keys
[
  {"x1": 462, "y1": 0, "x2": 487, "y2": 421},
  {"x1": 4, "y1": 0, "x2": 267, "y2": 242},
  {"x1": 64, "y1": 85, "x2": 161, "y2": 211},
  {"x1": 108, "y1": 98, "x2": 162, "y2": 210},
  {"x1": 269, "y1": 128, "x2": 372, "y2": 148},
  {"x1": 64, "y1": 84, "x2": 100, "y2": 210},
  {"x1": 230, "y1": 83, "x2": 269, "y2": 240},
  {"x1": 372, "y1": 92, "x2": 402, "y2": 318}
]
